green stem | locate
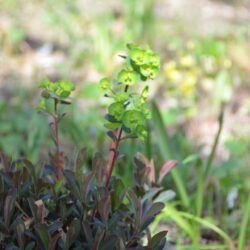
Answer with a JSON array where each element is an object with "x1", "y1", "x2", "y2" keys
[
  {"x1": 106, "y1": 85, "x2": 129, "y2": 187},
  {"x1": 54, "y1": 99, "x2": 62, "y2": 180},
  {"x1": 204, "y1": 107, "x2": 224, "y2": 179},
  {"x1": 194, "y1": 159, "x2": 204, "y2": 242}
]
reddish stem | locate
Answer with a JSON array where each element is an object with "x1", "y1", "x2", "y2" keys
[
  {"x1": 106, "y1": 85, "x2": 129, "y2": 187},
  {"x1": 106, "y1": 128, "x2": 123, "y2": 187},
  {"x1": 54, "y1": 99, "x2": 63, "y2": 180}
]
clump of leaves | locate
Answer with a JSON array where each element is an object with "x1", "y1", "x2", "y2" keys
[
  {"x1": 0, "y1": 151, "x2": 173, "y2": 249},
  {"x1": 0, "y1": 44, "x2": 174, "y2": 249}
]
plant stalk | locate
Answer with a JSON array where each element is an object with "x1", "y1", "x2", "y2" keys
[
  {"x1": 106, "y1": 85, "x2": 129, "y2": 187},
  {"x1": 204, "y1": 107, "x2": 224, "y2": 179},
  {"x1": 54, "y1": 99, "x2": 63, "y2": 179},
  {"x1": 106, "y1": 128, "x2": 123, "y2": 186}
]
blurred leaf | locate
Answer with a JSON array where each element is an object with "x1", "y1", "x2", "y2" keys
[
  {"x1": 15, "y1": 219, "x2": 25, "y2": 249},
  {"x1": 214, "y1": 70, "x2": 231, "y2": 103},
  {"x1": 80, "y1": 173, "x2": 94, "y2": 205},
  {"x1": 182, "y1": 154, "x2": 199, "y2": 165},
  {"x1": 153, "y1": 204, "x2": 195, "y2": 241},
  {"x1": 24, "y1": 242, "x2": 36, "y2": 250},
  {"x1": 151, "y1": 102, "x2": 189, "y2": 208},
  {"x1": 34, "y1": 200, "x2": 48, "y2": 224},
  {"x1": 141, "y1": 202, "x2": 164, "y2": 231},
  {"x1": 92, "y1": 229, "x2": 105, "y2": 250},
  {"x1": 180, "y1": 212, "x2": 235, "y2": 250},
  {"x1": 142, "y1": 187, "x2": 162, "y2": 203},
  {"x1": 4, "y1": 189, "x2": 17, "y2": 227},
  {"x1": 224, "y1": 139, "x2": 248, "y2": 156},
  {"x1": 82, "y1": 220, "x2": 93, "y2": 245},
  {"x1": 92, "y1": 153, "x2": 106, "y2": 183},
  {"x1": 79, "y1": 84, "x2": 101, "y2": 99},
  {"x1": 99, "y1": 235, "x2": 118, "y2": 250},
  {"x1": 158, "y1": 160, "x2": 177, "y2": 184},
  {"x1": 48, "y1": 232, "x2": 62, "y2": 250},
  {"x1": 7, "y1": 28, "x2": 25, "y2": 44},
  {"x1": 35, "y1": 223, "x2": 49, "y2": 249},
  {"x1": 0, "y1": 171, "x2": 14, "y2": 188},
  {"x1": 54, "y1": 179, "x2": 64, "y2": 194},
  {"x1": 162, "y1": 109, "x2": 179, "y2": 126},
  {"x1": 75, "y1": 148, "x2": 87, "y2": 171},
  {"x1": 148, "y1": 159, "x2": 155, "y2": 183},
  {"x1": 133, "y1": 153, "x2": 150, "y2": 190},
  {"x1": 127, "y1": 189, "x2": 142, "y2": 230},
  {"x1": 98, "y1": 196, "x2": 111, "y2": 224},
  {"x1": 64, "y1": 170, "x2": 82, "y2": 202},
  {"x1": 111, "y1": 179, "x2": 126, "y2": 210},
  {"x1": 154, "y1": 190, "x2": 176, "y2": 203},
  {"x1": 212, "y1": 159, "x2": 239, "y2": 178},
  {"x1": 66, "y1": 219, "x2": 80, "y2": 249},
  {"x1": 149, "y1": 230, "x2": 168, "y2": 250}
]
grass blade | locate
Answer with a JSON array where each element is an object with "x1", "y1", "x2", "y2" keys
[
  {"x1": 204, "y1": 107, "x2": 224, "y2": 178},
  {"x1": 238, "y1": 191, "x2": 250, "y2": 250},
  {"x1": 180, "y1": 212, "x2": 235, "y2": 250},
  {"x1": 151, "y1": 102, "x2": 190, "y2": 208}
]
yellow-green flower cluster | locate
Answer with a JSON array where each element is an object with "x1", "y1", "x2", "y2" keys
[
  {"x1": 128, "y1": 44, "x2": 160, "y2": 80},
  {"x1": 164, "y1": 40, "x2": 232, "y2": 99},
  {"x1": 99, "y1": 44, "x2": 160, "y2": 140},
  {"x1": 39, "y1": 79, "x2": 75, "y2": 99},
  {"x1": 37, "y1": 79, "x2": 75, "y2": 111},
  {"x1": 164, "y1": 54, "x2": 199, "y2": 97}
]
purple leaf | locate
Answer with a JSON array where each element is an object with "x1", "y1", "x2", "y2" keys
[{"x1": 158, "y1": 160, "x2": 177, "y2": 184}]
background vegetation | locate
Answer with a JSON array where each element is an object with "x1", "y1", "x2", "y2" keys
[{"x1": 0, "y1": 0, "x2": 250, "y2": 249}]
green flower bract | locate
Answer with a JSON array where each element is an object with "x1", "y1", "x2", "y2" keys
[
  {"x1": 108, "y1": 102, "x2": 125, "y2": 120},
  {"x1": 117, "y1": 69, "x2": 138, "y2": 86}
]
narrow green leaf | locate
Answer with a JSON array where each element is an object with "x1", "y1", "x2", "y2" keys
[
  {"x1": 151, "y1": 102, "x2": 189, "y2": 208},
  {"x1": 238, "y1": 191, "x2": 250, "y2": 250}
]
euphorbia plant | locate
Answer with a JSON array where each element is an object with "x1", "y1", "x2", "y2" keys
[
  {"x1": 100, "y1": 44, "x2": 160, "y2": 186},
  {"x1": 0, "y1": 44, "x2": 177, "y2": 250},
  {"x1": 37, "y1": 79, "x2": 75, "y2": 179}
]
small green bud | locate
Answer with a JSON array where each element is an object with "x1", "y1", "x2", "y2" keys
[
  {"x1": 140, "y1": 65, "x2": 159, "y2": 79},
  {"x1": 142, "y1": 107, "x2": 152, "y2": 120},
  {"x1": 130, "y1": 48, "x2": 148, "y2": 66},
  {"x1": 57, "y1": 80, "x2": 75, "y2": 97},
  {"x1": 100, "y1": 78, "x2": 111, "y2": 91},
  {"x1": 135, "y1": 125, "x2": 147, "y2": 140},
  {"x1": 38, "y1": 79, "x2": 74, "y2": 98},
  {"x1": 147, "y1": 52, "x2": 160, "y2": 67},
  {"x1": 117, "y1": 69, "x2": 138, "y2": 86}
]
